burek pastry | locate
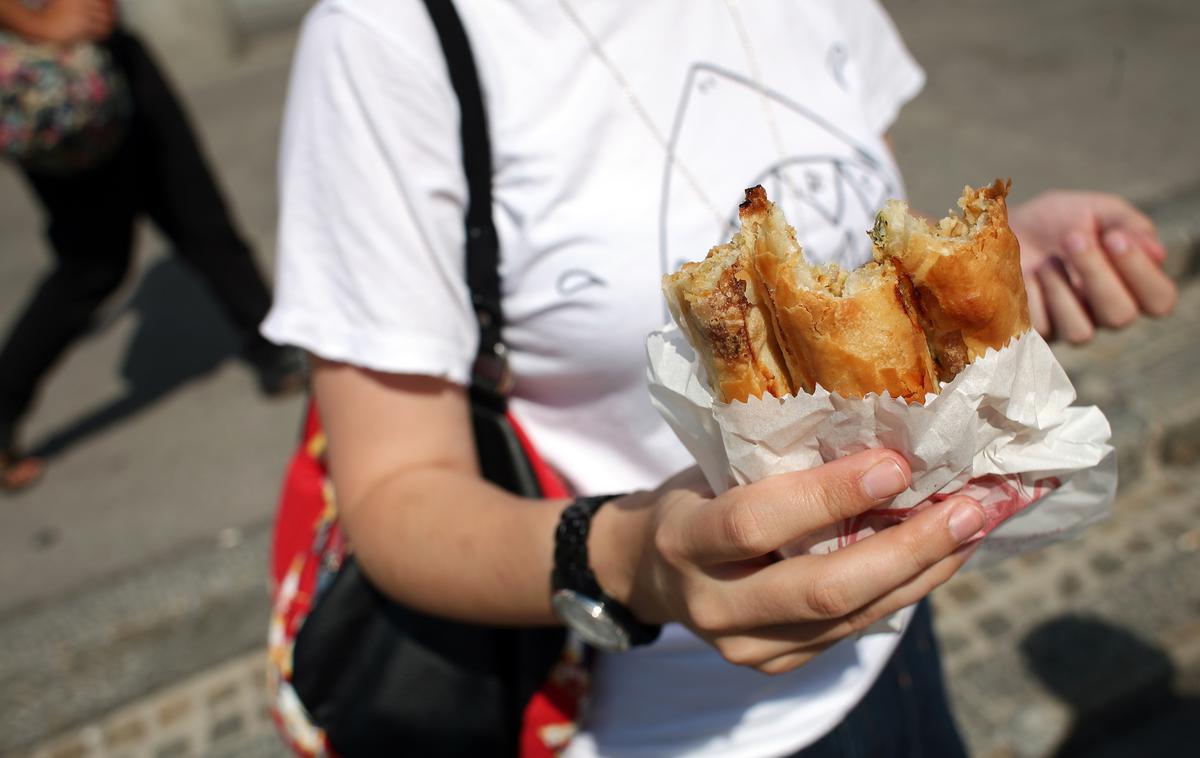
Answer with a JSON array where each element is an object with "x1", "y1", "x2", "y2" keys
[
  {"x1": 743, "y1": 186, "x2": 938, "y2": 403},
  {"x1": 662, "y1": 225, "x2": 795, "y2": 403},
  {"x1": 871, "y1": 179, "x2": 1030, "y2": 382}
]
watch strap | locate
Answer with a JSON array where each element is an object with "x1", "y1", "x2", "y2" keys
[{"x1": 552, "y1": 495, "x2": 662, "y2": 647}]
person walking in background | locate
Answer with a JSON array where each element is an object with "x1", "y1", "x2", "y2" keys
[{"x1": 0, "y1": 0, "x2": 307, "y2": 492}]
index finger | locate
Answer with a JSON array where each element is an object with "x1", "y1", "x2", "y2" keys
[
  {"x1": 680, "y1": 449, "x2": 911, "y2": 564},
  {"x1": 1129, "y1": 229, "x2": 1168, "y2": 264},
  {"x1": 721, "y1": 495, "x2": 985, "y2": 628},
  {"x1": 1104, "y1": 230, "x2": 1178, "y2": 317},
  {"x1": 1092, "y1": 194, "x2": 1157, "y2": 236},
  {"x1": 1063, "y1": 232, "x2": 1139, "y2": 329}
]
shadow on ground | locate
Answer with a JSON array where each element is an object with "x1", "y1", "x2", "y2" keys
[
  {"x1": 31, "y1": 256, "x2": 242, "y2": 458},
  {"x1": 1021, "y1": 615, "x2": 1200, "y2": 757}
]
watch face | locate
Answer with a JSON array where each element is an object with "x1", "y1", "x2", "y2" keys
[{"x1": 551, "y1": 589, "x2": 631, "y2": 652}]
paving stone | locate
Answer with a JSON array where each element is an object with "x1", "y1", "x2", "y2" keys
[
  {"x1": 104, "y1": 717, "x2": 147, "y2": 749},
  {"x1": 979, "y1": 612, "x2": 1014, "y2": 639},
  {"x1": 1016, "y1": 550, "x2": 1049, "y2": 569},
  {"x1": 203, "y1": 731, "x2": 290, "y2": 758},
  {"x1": 1157, "y1": 517, "x2": 1189, "y2": 539},
  {"x1": 246, "y1": 665, "x2": 267, "y2": 693},
  {"x1": 1174, "y1": 529, "x2": 1200, "y2": 554},
  {"x1": 47, "y1": 744, "x2": 88, "y2": 758},
  {"x1": 1089, "y1": 551, "x2": 1124, "y2": 575},
  {"x1": 154, "y1": 737, "x2": 193, "y2": 758},
  {"x1": 209, "y1": 714, "x2": 245, "y2": 744},
  {"x1": 939, "y1": 632, "x2": 971, "y2": 657},
  {"x1": 157, "y1": 697, "x2": 193, "y2": 729},
  {"x1": 205, "y1": 683, "x2": 239, "y2": 710},
  {"x1": 1057, "y1": 571, "x2": 1084, "y2": 599},
  {"x1": 1013, "y1": 591, "x2": 1050, "y2": 617},
  {"x1": 944, "y1": 578, "x2": 984, "y2": 606},
  {"x1": 1124, "y1": 532, "x2": 1154, "y2": 554},
  {"x1": 1008, "y1": 700, "x2": 1071, "y2": 758},
  {"x1": 982, "y1": 565, "x2": 1013, "y2": 584},
  {"x1": 1162, "y1": 415, "x2": 1200, "y2": 467}
]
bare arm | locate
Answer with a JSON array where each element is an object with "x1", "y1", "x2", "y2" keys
[
  {"x1": 316, "y1": 356, "x2": 987, "y2": 672},
  {"x1": 0, "y1": 0, "x2": 44, "y2": 37},
  {"x1": 0, "y1": 0, "x2": 52, "y2": 38},
  {"x1": 0, "y1": 0, "x2": 114, "y2": 44},
  {"x1": 315, "y1": 359, "x2": 569, "y2": 625}
]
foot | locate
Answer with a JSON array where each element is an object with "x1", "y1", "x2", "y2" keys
[
  {"x1": 1, "y1": 450, "x2": 44, "y2": 493},
  {"x1": 246, "y1": 341, "x2": 310, "y2": 397}
]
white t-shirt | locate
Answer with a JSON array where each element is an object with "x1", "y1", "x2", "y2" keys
[{"x1": 264, "y1": 1, "x2": 925, "y2": 755}]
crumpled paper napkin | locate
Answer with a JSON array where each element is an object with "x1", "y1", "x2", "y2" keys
[{"x1": 646, "y1": 327, "x2": 1116, "y2": 568}]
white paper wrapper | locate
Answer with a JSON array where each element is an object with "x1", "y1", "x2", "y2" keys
[{"x1": 646, "y1": 327, "x2": 1116, "y2": 571}]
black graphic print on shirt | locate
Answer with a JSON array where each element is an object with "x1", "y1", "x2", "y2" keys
[{"x1": 658, "y1": 62, "x2": 899, "y2": 281}]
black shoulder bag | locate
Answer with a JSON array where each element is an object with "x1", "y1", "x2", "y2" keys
[{"x1": 289, "y1": 2, "x2": 566, "y2": 755}]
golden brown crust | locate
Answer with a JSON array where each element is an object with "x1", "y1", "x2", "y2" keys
[
  {"x1": 744, "y1": 188, "x2": 937, "y2": 403},
  {"x1": 738, "y1": 186, "x2": 814, "y2": 390},
  {"x1": 663, "y1": 234, "x2": 795, "y2": 403},
  {"x1": 665, "y1": 181, "x2": 1027, "y2": 403},
  {"x1": 872, "y1": 179, "x2": 1030, "y2": 381}
]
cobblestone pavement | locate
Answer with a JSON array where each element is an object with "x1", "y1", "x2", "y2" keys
[
  {"x1": 14, "y1": 652, "x2": 286, "y2": 758},
  {"x1": 0, "y1": 526, "x2": 275, "y2": 756},
  {"x1": 935, "y1": 472, "x2": 1200, "y2": 757}
]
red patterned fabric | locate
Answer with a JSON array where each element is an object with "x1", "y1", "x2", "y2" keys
[{"x1": 267, "y1": 400, "x2": 584, "y2": 757}]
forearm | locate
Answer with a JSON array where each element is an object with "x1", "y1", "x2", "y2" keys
[
  {"x1": 313, "y1": 362, "x2": 656, "y2": 628},
  {"x1": 0, "y1": 1, "x2": 47, "y2": 39},
  {"x1": 343, "y1": 466, "x2": 572, "y2": 626}
]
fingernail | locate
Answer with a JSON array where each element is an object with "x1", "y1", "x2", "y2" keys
[
  {"x1": 947, "y1": 500, "x2": 987, "y2": 543},
  {"x1": 1065, "y1": 232, "x2": 1089, "y2": 257},
  {"x1": 861, "y1": 458, "x2": 908, "y2": 500},
  {"x1": 1104, "y1": 230, "x2": 1130, "y2": 256}
]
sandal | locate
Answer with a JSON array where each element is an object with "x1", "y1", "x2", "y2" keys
[{"x1": 1, "y1": 450, "x2": 44, "y2": 493}]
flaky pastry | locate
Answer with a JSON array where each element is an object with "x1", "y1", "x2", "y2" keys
[{"x1": 663, "y1": 181, "x2": 1031, "y2": 403}]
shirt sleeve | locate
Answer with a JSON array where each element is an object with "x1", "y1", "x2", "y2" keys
[
  {"x1": 261, "y1": 1, "x2": 477, "y2": 384},
  {"x1": 830, "y1": 0, "x2": 926, "y2": 136}
]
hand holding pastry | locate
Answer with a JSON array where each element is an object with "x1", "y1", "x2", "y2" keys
[
  {"x1": 650, "y1": 180, "x2": 1117, "y2": 582},
  {"x1": 600, "y1": 453, "x2": 984, "y2": 674}
]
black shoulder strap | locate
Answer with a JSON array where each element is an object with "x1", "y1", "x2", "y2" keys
[{"x1": 421, "y1": 0, "x2": 510, "y2": 408}]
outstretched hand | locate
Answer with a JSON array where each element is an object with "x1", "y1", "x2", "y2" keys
[{"x1": 1011, "y1": 191, "x2": 1177, "y2": 344}]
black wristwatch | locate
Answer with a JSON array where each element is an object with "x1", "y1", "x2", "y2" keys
[{"x1": 551, "y1": 494, "x2": 662, "y2": 652}]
